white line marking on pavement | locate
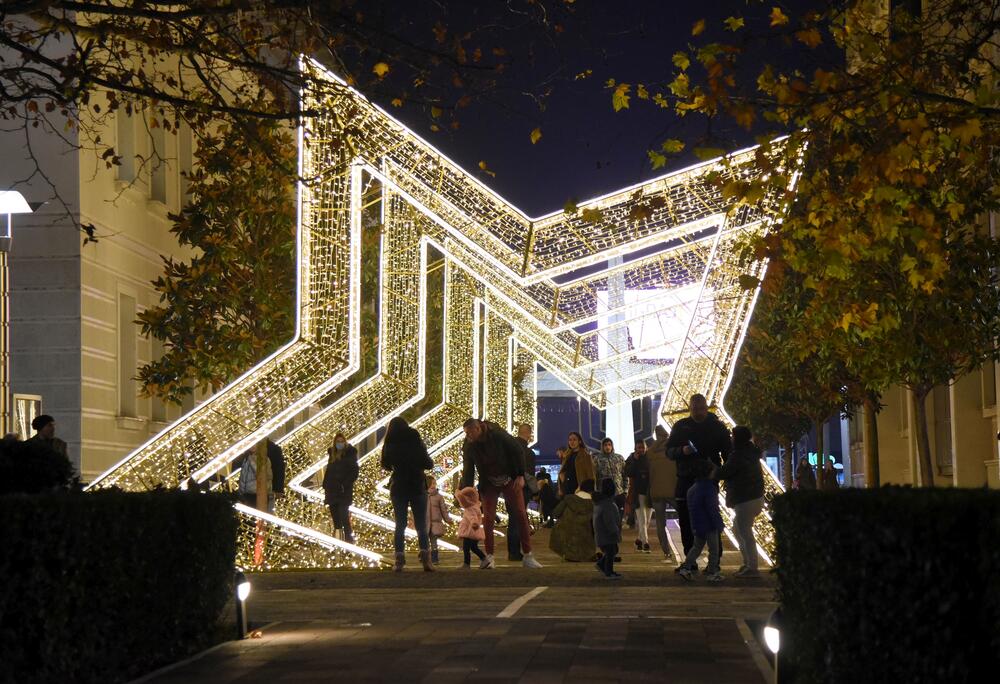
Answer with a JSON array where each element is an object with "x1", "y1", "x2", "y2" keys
[{"x1": 496, "y1": 586, "x2": 548, "y2": 618}]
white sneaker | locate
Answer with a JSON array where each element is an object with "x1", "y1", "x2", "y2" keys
[
  {"x1": 479, "y1": 554, "x2": 495, "y2": 569},
  {"x1": 522, "y1": 552, "x2": 543, "y2": 569}
]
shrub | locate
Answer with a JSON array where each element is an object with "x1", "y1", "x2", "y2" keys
[
  {"x1": 0, "y1": 490, "x2": 238, "y2": 684},
  {"x1": 0, "y1": 437, "x2": 76, "y2": 494},
  {"x1": 772, "y1": 487, "x2": 1000, "y2": 683}
]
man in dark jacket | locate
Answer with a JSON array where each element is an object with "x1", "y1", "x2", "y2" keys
[
  {"x1": 665, "y1": 394, "x2": 731, "y2": 557},
  {"x1": 461, "y1": 418, "x2": 542, "y2": 569}
]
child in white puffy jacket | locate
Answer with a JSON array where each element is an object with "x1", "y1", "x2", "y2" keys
[{"x1": 456, "y1": 486, "x2": 487, "y2": 569}]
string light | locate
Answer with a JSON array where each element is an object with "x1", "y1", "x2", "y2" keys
[{"x1": 89, "y1": 58, "x2": 793, "y2": 566}]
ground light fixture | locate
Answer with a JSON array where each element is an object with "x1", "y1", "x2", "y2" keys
[
  {"x1": 764, "y1": 607, "x2": 782, "y2": 683},
  {"x1": 235, "y1": 571, "x2": 251, "y2": 639}
]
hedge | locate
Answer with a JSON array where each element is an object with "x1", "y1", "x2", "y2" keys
[
  {"x1": 772, "y1": 487, "x2": 1000, "y2": 683},
  {"x1": 0, "y1": 490, "x2": 238, "y2": 684}
]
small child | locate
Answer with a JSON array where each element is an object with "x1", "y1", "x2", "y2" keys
[
  {"x1": 593, "y1": 477, "x2": 623, "y2": 580},
  {"x1": 678, "y1": 459, "x2": 725, "y2": 582},
  {"x1": 456, "y1": 486, "x2": 487, "y2": 569},
  {"x1": 426, "y1": 475, "x2": 450, "y2": 564}
]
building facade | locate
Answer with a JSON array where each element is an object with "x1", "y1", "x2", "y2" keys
[{"x1": 1, "y1": 103, "x2": 206, "y2": 482}]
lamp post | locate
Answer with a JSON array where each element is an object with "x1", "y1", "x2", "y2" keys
[
  {"x1": 0, "y1": 191, "x2": 37, "y2": 435},
  {"x1": 764, "y1": 607, "x2": 782, "y2": 684},
  {"x1": 235, "y1": 571, "x2": 252, "y2": 639}
]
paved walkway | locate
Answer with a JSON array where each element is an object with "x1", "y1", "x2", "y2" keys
[{"x1": 137, "y1": 522, "x2": 775, "y2": 683}]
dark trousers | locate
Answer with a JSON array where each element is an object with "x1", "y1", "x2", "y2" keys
[
  {"x1": 599, "y1": 543, "x2": 618, "y2": 575},
  {"x1": 328, "y1": 500, "x2": 353, "y2": 541},
  {"x1": 391, "y1": 492, "x2": 428, "y2": 554},
  {"x1": 463, "y1": 538, "x2": 485, "y2": 564},
  {"x1": 675, "y1": 497, "x2": 694, "y2": 555}
]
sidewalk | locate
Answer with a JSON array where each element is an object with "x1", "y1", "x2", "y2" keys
[{"x1": 137, "y1": 523, "x2": 774, "y2": 683}]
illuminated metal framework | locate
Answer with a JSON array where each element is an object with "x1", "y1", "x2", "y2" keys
[{"x1": 90, "y1": 59, "x2": 794, "y2": 567}]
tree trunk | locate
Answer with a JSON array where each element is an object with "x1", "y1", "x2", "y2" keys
[
  {"x1": 911, "y1": 387, "x2": 935, "y2": 487},
  {"x1": 781, "y1": 441, "x2": 794, "y2": 489},
  {"x1": 862, "y1": 395, "x2": 880, "y2": 488},
  {"x1": 814, "y1": 419, "x2": 826, "y2": 488},
  {"x1": 255, "y1": 439, "x2": 269, "y2": 511}
]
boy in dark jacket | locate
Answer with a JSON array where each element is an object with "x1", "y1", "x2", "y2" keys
[
  {"x1": 593, "y1": 478, "x2": 623, "y2": 580},
  {"x1": 678, "y1": 459, "x2": 725, "y2": 583}
]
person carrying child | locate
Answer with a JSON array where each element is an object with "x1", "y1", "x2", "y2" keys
[
  {"x1": 677, "y1": 459, "x2": 725, "y2": 583},
  {"x1": 593, "y1": 478, "x2": 623, "y2": 580},
  {"x1": 426, "y1": 475, "x2": 451, "y2": 565},
  {"x1": 456, "y1": 486, "x2": 487, "y2": 568}
]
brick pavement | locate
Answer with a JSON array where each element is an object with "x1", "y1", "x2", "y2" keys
[{"x1": 135, "y1": 522, "x2": 774, "y2": 683}]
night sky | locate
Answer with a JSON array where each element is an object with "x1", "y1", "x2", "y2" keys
[{"x1": 366, "y1": 1, "x2": 831, "y2": 216}]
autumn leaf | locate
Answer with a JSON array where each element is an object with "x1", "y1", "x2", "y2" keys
[
  {"x1": 430, "y1": 105, "x2": 443, "y2": 118},
  {"x1": 693, "y1": 147, "x2": 725, "y2": 161},
  {"x1": 672, "y1": 52, "x2": 690, "y2": 71},
  {"x1": 530, "y1": 127, "x2": 542, "y2": 144},
  {"x1": 637, "y1": 84, "x2": 649, "y2": 100},
  {"x1": 648, "y1": 150, "x2": 667, "y2": 169},
  {"x1": 738, "y1": 275, "x2": 760, "y2": 290},
  {"x1": 612, "y1": 83, "x2": 631, "y2": 111},
  {"x1": 581, "y1": 207, "x2": 604, "y2": 223},
  {"x1": 391, "y1": 98, "x2": 403, "y2": 107},
  {"x1": 770, "y1": 7, "x2": 789, "y2": 26},
  {"x1": 953, "y1": 118, "x2": 982, "y2": 144},
  {"x1": 478, "y1": 160, "x2": 496, "y2": 178},
  {"x1": 563, "y1": 198, "x2": 579, "y2": 215},
  {"x1": 724, "y1": 16, "x2": 744, "y2": 31},
  {"x1": 661, "y1": 139, "x2": 685, "y2": 153},
  {"x1": 372, "y1": 62, "x2": 390, "y2": 78},
  {"x1": 795, "y1": 28, "x2": 822, "y2": 48},
  {"x1": 692, "y1": 19, "x2": 706, "y2": 36},
  {"x1": 575, "y1": 69, "x2": 593, "y2": 80}
]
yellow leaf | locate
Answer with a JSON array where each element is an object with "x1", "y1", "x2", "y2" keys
[
  {"x1": 612, "y1": 83, "x2": 631, "y2": 111},
  {"x1": 574, "y1": 69, "x2": 593, "y2": 80},
  {"x1": 660, "y1": 138, "x2": 685, "y2": 153},
  {"x1": 692, "y1": 19, "x2": 706, "y2": 36},
  {"x1": 637, "y1": 84, "x2": 649, "y2": 100},
  {"x1": 430, "y1": 106, "x2": 443, "y2": 118},
  {"x1": 478, "y1": 160, "x2": 496, "y2": 178},
  {"x1": 581, "y1": 207, "x2": 604, "y2": 223},
  {"x1": 770, "y1": 7, "x2": 789, "y2": 27},
  {"x1": 372, "y1": 62, "x2": 390, "y2": 78},
  {"x1": 953, "y1": 118, "x2": 982, "y2": 144},
  {"x1": 391, "y1": 98, "x2": 403, "y2": 107},
  {"x1": 795, "y1": 28, "x2": 822, "y2": 48},
  {"x1": 724, "y1": 16, "x2": 744, "y2": 31},
  {"x1": 530, "y1": 127, "x2": 542, "y2": 144},
  {"x1": 672, "y1": 52, "x2": 691, "y2": 71}
]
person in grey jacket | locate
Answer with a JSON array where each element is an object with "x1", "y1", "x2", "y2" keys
[
  {"x1": 717, "y1": 426, "x2": 766, "y2": 577},
  {"x1": 593, "y1": 478, "x2": 623, "y2": 579}
]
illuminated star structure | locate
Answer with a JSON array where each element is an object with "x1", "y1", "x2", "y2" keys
[{"x1": 90, "y1": 59, "x2": 795, "y2": 568}]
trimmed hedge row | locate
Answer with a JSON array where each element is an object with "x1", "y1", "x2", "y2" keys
[
  {"x1": 772, "y1": 487, "x2": 1000, "y2": 683},
  {"x1": 0, "y1": 490, "x2": 238, "y2": 684}
]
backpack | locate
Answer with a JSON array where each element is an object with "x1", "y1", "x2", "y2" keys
[{"x1": 237, "y1": 454, "x2": 257, "y2": 495}]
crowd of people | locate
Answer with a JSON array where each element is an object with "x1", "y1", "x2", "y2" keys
[{"x1": 359, "y1": 392, "x2": 772, "y2": 580}]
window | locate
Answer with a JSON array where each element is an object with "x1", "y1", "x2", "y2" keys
[
  {"x1": 932, "y1": 385, "x2": 952, "y2": 474},
  {"x1": 117, "y1": 110, "x2": 136, "y2": 182},
  {"x1": 150, "y1": 337, "x2": 168, "y2": 423},
  {"x1": 178, "y1": 122, "x2": 193, "y2": 207},
  {"x1": 983, "y1": 360, "x2": 997, "y2": 411},
  {"x1": 118, "y1": 293, "x2": 138, "y2": 417},
  {"x1": 150, "y1": 122, "x2": 167, "y2": 204}
]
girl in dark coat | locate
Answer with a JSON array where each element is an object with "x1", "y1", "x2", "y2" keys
[
  {"x1": 322, "y1": 432, "x2": 359, "y2": 543},
  {"x1": 716, "y1": 426, "x2": 765, "y2": 577},
  {"x1": 380, "y1": 416, "x2": 434, "y2": 572}
]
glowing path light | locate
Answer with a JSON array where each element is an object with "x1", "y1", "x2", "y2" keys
[{"x1": 90, "y1": 56, "x2": 796, "y2": 567}]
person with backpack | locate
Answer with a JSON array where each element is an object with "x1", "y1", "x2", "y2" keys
[{"x1": 236, "y1": 439, "x2": 286, "y2": 512}]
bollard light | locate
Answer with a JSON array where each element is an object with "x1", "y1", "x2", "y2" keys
[
  {"x1": 764, "y1": 607, "x2": 783, "y2": 683},
  {"x1": 235, "y1": 571, "x2": 251, "y2": 638}
]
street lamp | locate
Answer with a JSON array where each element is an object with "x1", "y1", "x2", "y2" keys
[
  {"x1": 764, "y1": 607, "x2": 783, "y2": 683},
  {"x1": 0, "y1": 190, "x2": 37, "y2": 435},
  {"x1": 235, "y1": 571, "x2": 252, "y2": 639}
]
